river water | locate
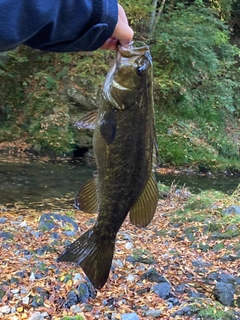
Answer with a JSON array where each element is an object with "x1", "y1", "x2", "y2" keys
[{"x1": 0, "y1": 159, "x2": 239, "y2": 210}]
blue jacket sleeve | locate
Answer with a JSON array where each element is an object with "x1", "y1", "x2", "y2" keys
[{"x1": 0, "y1": 0, "x2": 118, "y2": 52}]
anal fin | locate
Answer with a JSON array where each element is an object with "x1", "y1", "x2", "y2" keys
[
  {"x1": 75, "y1": 175, "x2": 98, "y2": 213},
  {"x1": 129, "y1": 174, "x2": 159, "y2": 227}
]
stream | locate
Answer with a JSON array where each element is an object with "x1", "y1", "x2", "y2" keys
[{"x1": 0, "y1": 159, "x2": 238, "y2": 210}]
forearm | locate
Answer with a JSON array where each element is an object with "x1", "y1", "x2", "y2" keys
[{"x1": 0, "y1": 0, "x2": 118, "y2": 52}]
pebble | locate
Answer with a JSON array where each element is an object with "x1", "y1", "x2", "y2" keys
[
  {"x1": 28, "y1": 312, "x2": 45, "y2": 320},
  {"x1": 121, "y1": 312, "x2": 140, "y2": 320},
  {"x1": 22, "y1": 296, "x2": 30, "y2": 304},
  {"x1": 29, "y1": 272, "x2": 36, "y2": 281},
  {"x1": 152, "y1": 282, "x2": 172, "y2": 299},
  {"x1": 126, "y1": 275, "x2": 135, "y2": 282},
  {"x1": 125, "y1": 242, "x2": 133, "y2": 250},
  {"x1": 11, "y1": 289, "x2": 19, "y2": 294},
  {"x1": 145, "y1": 309, "x2": 162, "y2": 317},
  {"x1": 113, "y1": 259, "x2": 124, "y2": 268},
  {"x1": 0, "y1": 217, "x2": 7, "y2": 224},
  {"x1": 18, "y1": 221, "x2": 28, "y2": 228},
  {"x1": 0, "y1": 306, "x2": 11, "y2": 314},
  {"x1": 73, "y1": 273, "x2": 84, "y2": 283},
  {"x1": 70, "y1": 305, "x2": 82, "y2": 314}
]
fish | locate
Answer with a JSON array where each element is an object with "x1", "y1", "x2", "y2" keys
[{"x1": 57, "y1": 41, "x2": 159, "y2": 289}]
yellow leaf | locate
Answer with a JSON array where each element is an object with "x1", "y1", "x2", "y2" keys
[{"x1": 16, "y1": 306, "x2": 23, "y2": 312}]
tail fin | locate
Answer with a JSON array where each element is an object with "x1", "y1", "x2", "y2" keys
[{"x1": 57, "y1": 229, "x2": 115, "y2": 289}]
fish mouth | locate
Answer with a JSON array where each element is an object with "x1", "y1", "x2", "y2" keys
[{"x1": 117, "y1": 41, "x2": 149, "y2": 58}]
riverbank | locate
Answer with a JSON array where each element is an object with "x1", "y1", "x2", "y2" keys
[{"x1": 0, "y1": 184, "x2": 239, "y2": 320}]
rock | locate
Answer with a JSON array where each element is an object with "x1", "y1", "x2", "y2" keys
[
  {"x1": 175, "y1": 284, "x2": 186, "y2": 293},
  {"x1": 214, "y1": 282, "x2": 235, "y2": 306},
  {"x1": 168, "y1": 297, "x2": 180, "y2": 306},
  {"x1": 77, "y1": 283, "x2": 91, "y2": 303},
  {"x1": 70, "y1": 305, "x2": 82, "y2": 314},
  {"x1": 0, "y1": 217, "x2": 7, "y2": 224},
  {"x1": 140, "y1": 267, "x2": 167, "y2": 283},
  {"x1": 125, "y1": 242, "x2": 133, "y2": 250},
  {"x1": 152, "y1": 282, "x2": 172, "y2": 299},
  {"x1": 113, "y1": 259, "x2": 124, "y2": 268},
  {"x1": 0, "y1": 231, "x2": 13, "y2": 240},
  {"x1": 63, "y1": 290, "x2": 79, "y2": 308},
  {"x1": 18, "y1": 221, "x2": 28, "y2": 228},
  {"x1": 126, "y1": 275, "x2": 135, "y2": 282},
  {"x1": 121, "y1": 312, "x2": 140, "y2": 320},
  {"x1": 29, "y1": 312, "x2": 45, "y2": 320},
  {"x1": 73, "y1": 273, "x2": 84, "y2": 283},
  {"x1": 145, "y1": 309, "x2": 162, "y2": 317},
  {"x1": 0, "y1": 305, "x2": 11, "y2": 314},
  {"x1": 22, "y1": 296, "x2": 30, "y2": 304},
  {"x1": 222, "y1": 205, "x2": 240, "y2": 215},
  {"x1": 127, "y1": 249, "x2": 155, "y2": 264},
  {"x1": 211, "y1": 224, "x2": 240, "y2": 239},
  {"x1": 192, "y1": 258, "x2": 212, "y2": 268},
  {"x1": 171, "y1": 305, "x2": 194, "y2": 317},
  {"x1": 38, "y1": 213, "x2": 78, "y2": 232}
]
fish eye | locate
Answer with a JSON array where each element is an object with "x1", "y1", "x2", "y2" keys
[{"x1": 136, "y1": 66, "x2": 144, "y2": 76}]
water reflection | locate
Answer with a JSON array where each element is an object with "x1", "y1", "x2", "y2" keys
[{"x1": 0, "y1": 159, "x2": 238, "y2": 210}]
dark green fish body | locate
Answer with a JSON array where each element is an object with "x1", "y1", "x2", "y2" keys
[{"x1": 57, "y1": 42, "x2": 159, "y2": 289}]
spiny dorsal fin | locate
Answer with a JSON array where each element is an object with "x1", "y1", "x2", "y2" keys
[
  {"x1": 75, "y1": 110, "x2": 98, "y2": 130},
  {"x1": 75, "y1": 175, "x2": 98, "y2": 213},
  {"x1": 129, "y1": 174, "x2": 159, "y2": 227}
]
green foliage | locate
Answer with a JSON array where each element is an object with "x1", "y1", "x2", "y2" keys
[
  {"x1": 0, "y1": 1, "x2": 239, "y2": 168},
  {"x1": 197, "y1": 300, "x2": 235, "y2": 319},
  {"x1": 150, "y1": 3, "x2": 240, "y2": 170}
]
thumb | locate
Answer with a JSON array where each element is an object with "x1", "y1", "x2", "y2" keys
[{"x1": 112, "y1": 17, "x2": 134, "y2": 46}]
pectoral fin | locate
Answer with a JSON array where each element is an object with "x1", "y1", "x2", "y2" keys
[
  {"x1": 129, "y1": 174, "x2": 159, "y2": 227},
  {"x1": 75, "y1": 175, "x2": 98, "y2": 213},
  {"x1": 75, "y1": 110, "x2": 98, "y2": 130},
  {"x1": 99, "y1": 108, "x2": 116, "y2": 144}
]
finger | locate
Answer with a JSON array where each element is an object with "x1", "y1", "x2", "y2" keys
[
  {"x1": 100, "y1": 38, "x2": 118, "y2": 51},
  {"x1": 118, "y1": 4, "x2": 128, "y2": 25},
  {"x1": 112, "y1": 18, "x2": 134, "y2": 46}
]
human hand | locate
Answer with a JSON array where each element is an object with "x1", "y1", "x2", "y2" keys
[{"x1": 100, "y1": 4, "x2": 134, "y2": 50}]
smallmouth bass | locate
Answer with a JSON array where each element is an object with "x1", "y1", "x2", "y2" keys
[{"x1": 57, "y1": 42, "x2": 159, "y2": 289}]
